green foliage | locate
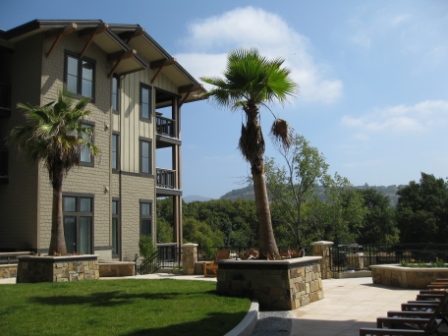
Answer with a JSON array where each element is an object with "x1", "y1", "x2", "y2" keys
[
  {"x1": 138, "y1": 236, "x2": 160, "y2": 274},
  {"x1": 396, "y1": 173, "x2": 448, "y2": 243},
  {"x1": 182, "y1": 216, "x2": 225, "y2": 259},
  {"x1": 356, "y1": 188, "x2": 399, "y2": 245},
  {"x1": 265, "y1": 133, "x2": 329, "y2": 246},
  {"x1": 156, "y1": 218, "x2": 173, "y2": 243}
]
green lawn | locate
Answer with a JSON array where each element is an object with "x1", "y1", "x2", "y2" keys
[{"x1": 0, "y1": 279, "x2": 251, "y2": 336}]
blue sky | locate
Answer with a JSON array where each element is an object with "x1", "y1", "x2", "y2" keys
[{"x1": 2, "y1": 1, "x2": 448, "y2": 199}]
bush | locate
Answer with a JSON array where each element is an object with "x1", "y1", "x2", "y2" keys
[{"x1": 138, "y1": 236, "x2": 160, "y2": 274}]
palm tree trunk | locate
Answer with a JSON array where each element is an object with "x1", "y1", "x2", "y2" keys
[
  {"x1": 49, "y1": 180, "x2": 67, "y2": 255},
  {"x1": 252, "y1": 165, "x2": 279, "y2": 258}
]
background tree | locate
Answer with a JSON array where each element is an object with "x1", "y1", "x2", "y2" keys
[
  {"x1": 10, "y1": 89, "x2": 98, "y2": 255},
  {"x1": 265, "y1": 133, "x2": 328, "y2": 247},
  {"x1": 396, "y1": 172, "x2": 448, "y2": 243},
  {"x1": 201, "y1": 48, "x2": 297, "y2": 258},
  {"x1": 356, "y1": 188, "x2": 399, "y2": 245}
]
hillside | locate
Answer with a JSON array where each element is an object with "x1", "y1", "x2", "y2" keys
[{"x1": 220, "y1": 183, "x2": 402, "y2": 205}]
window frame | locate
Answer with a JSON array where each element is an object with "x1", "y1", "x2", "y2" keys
[
  {"x1": 63, "y1": 193, "x2": 94, "y2": 255},
  {"x1": 64, "y1": 52, "x2": 96, "y2": 101},
  {"x1": 139, "y1": 138, "x2": 152, "y2": 175},
  {"x1": 79, "y1": 121, "x2": 95, "y2": 167},
  {"x1": 140, "y1": 84, "x2": 152, "y2": 122},
  {"x1": 112, "y1": 75, "x2": 120, "y2": 114},
  {"x1": 112, "y1": 198, "x2": 120, "y2": 258},
  {"x1": 112, "y1": 132, "x2": 120, "y2": 171},
  {"x1": 140, "y1": 200, "x2": 153, "y2": 237}
]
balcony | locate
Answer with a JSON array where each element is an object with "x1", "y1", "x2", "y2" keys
[
  {"x1": 156, "y1": 114, "x2": 175, "y2": 138},
  {"x1": 0, "y1": 83, "x2": 11, "y2": 118},
  {"x1": 0, "y1": 149, "x2": 8, "y2": 184},
  {"x1": 156, "y1": 168, "x2": 176, "y2": 189}
]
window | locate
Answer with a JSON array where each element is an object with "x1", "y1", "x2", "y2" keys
[
  {"x1": 65, "y1": 54, "x2": 95, "y2": 99},
  {"x1": 112, "y1": 199, "x2": 120, "y2": 257},
  {"x1": 63, "y1": 194, "x2": 94, "y2": 254},
  {"x1": 140, "y1": 139, "x2": 152, "y2": 174},
  {"x1": 112, "y1": 76, "x2": 120, "y2": 113},
  {"x1": 140, "y1": 85, "x2": 151, "y2": 121},
  {"x1": 112, "y1": 133, "x2": 120, "y2": 170},
  {"x1": 80, "y1": 123, "x2": 94, "y2": 166},
  {"x1": 140, "y1": 201, "x2": 152, "y2": 236}
]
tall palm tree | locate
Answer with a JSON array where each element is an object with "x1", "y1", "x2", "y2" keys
[
  {"x1": 10, "y1": 89, "x2": 99, "y2": 255},
  {"x1": 201, "y1": 48, "x2": 297, "y2": 258}
]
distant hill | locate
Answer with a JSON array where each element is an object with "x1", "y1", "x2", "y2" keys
[
  {"x1": 183, "y1": 195, "x2": 214, "y2": 203},
  {"x1": 220, "y1": 184, "x2": 403, "y2": 205}
]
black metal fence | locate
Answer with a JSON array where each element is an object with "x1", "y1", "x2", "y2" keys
[
  {"x1": 156, "y1": 243, "x2": 182, "y2": 269},
  {"x1": 330, "y1": 243, "x2": 448, "y2": 273},
  {"x1": 197, "y1": 245, "x2": 308, "y2": 261}
]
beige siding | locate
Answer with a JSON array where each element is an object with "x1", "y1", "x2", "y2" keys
[
  {"x1": 38, "y1": 34, "x2": 112, "y2": 257},
  {"x1": 0, "y1": 36, "x2": 42, "y2": 250}
]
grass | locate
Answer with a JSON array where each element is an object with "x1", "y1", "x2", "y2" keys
[{"x1": 0, "y1": 279, "x2": 251, "y2": 336}]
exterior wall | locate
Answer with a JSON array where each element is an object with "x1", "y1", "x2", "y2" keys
[
  {"x1": 36, "y1": 33, "x2": 112, "y2": 258},
  {"x1": 0, "y1": 36, "x2": 42, "y2": 251},
  {"x1": 119, "y1": 173, "x2": 155, "y2": 261}
]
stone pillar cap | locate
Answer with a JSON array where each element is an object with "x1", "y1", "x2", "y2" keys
[
  {"x1": 311, "y1": 241, "x2": 334, "y2": 246},
  {"x1": 182, "y1": 243, "x2": 198, "y2": 247}
]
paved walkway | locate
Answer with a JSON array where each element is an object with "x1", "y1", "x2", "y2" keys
[{"x1": 0, "y1": 275, "x2": 427, "y2": 336}]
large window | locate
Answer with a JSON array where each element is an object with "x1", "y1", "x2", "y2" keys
[
  {"x1": 140, "y1": 201, "x2": 152, "y2": 236},
  {"x1": 112, "y1": 133, "x2": 120, "y2": 170},
  {"x1": 66, "y1": 54, "x2": 95, "y2": 99},
  {"x1": 140, "y1": 85, "x2": 151, "y2": 121},
  {"x1": 112, "y1": 199, "x2": 120, "y2": 257},
  {"x1": 112, "y1": 76, "x2": 120, "y2": 113},
  {"x1": 63, "y1": 194, "x2": 94, "y2": 254},
  {"x1": 80, "y1": 123, "x2": 94, "y2": 166},
  {"x1": 140, "y1": 139, "x2": 152, "y2": 174}
]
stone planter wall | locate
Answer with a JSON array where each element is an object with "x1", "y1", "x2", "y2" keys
[
  {"x1": 216, "y1": 257, "x2": 323, "y2": 311},
  {"x1": 17, "y1": 255, "x2": 99, "y2": 283},
  {"x1": 0, "y1": 264, "x2": 17, "y2": 278},
  {"x1": 371, "y1": 264, "x2": 448, "y2": 289},
  {"x1": 99, "y1": 262, "x2": 135, "y2": 277}
]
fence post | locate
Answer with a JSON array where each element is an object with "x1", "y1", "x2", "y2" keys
[
  {"x1": 182, "y1": 243, "x2": 198, "y2": 275},
  {"x1": 311, "y1": 241, "x2": 334, "y2": 279}
]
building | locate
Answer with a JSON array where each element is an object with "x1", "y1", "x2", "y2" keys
[{"x1": 0, "y1": 20, "x2": 204, "y2": 261}]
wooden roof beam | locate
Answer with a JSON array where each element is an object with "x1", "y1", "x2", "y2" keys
[
  {"x1": 45, "y1": 23, "x2": 77, "y2": 59},
  {"x1": 126, "y1": 27, "x2": 144, "y2": 43},
  {"x1": 107, "y1": 49, "x2": 137, "y2": 78},
  {"x1": 79, "y1": 23, "x2": 109, "y2": 58},
  {"x1": 150, "y1": 58, "x2": 176, "y2": 84}
]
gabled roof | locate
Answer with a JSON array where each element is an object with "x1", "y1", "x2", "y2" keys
[{"x1": 1, "y1": 19, "x2": 205, "y2": 104}]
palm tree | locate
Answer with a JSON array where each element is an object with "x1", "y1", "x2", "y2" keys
[
  {"x1": 201, "y1": 48, "x2": 297, "y2": 258},
  {"x1": 10, "y1": 89, "x2": 99, "y2": 255}
]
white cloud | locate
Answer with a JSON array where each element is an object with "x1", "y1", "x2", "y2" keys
[
  {"x1": 342, "y1": 100, "x2": 448, "y2": 133},
  {"x1": 176, "y1": 7, "x2": 343, "y2": 104}
]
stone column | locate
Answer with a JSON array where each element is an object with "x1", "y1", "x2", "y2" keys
[
  {"x1": 311, "y1": 241, "x2": 334, "y2": 279},
  {"x1": 182, "y1": 243, "x2": 198, "y2": 275}
]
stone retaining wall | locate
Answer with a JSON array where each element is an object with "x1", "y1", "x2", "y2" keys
[
  {"x1": 0, "y1": 264, "x2": 17, "y2": 279},
  {"x1": 371, "y1": 264, "x2": 448, "y2": 289},
  {"x1": 99, "y1": 262, "x2": 135, "y2": 277},
  {"x1": 17, "y1": 255, "x2": 99, "y2": 283},
  {"x1": 216, "y1": 257, "x2": 323, "y2": 311}
]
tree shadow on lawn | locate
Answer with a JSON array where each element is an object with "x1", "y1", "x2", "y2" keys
[
  {"x1": 29, "y1": 290, "x2": 217, "y2": 308},
  {"x1": 121, "y1": 311, "x2": 247, "y2": 336}
]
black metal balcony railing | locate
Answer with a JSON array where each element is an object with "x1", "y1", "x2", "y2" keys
[
  {"x1": 156, "y1": 115, "x2": 175, "y2": 138},
  {"x1": 156, "y1": 168, "x2": 176, "y2": 189},
  {"x1": 0, "y1": 149, "x2": 8, "y2": 177}
]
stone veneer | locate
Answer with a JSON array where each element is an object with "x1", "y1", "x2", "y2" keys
[
  {"x1": 216, "y1": 257, "x2": 323, "y2": 311},
  {"x1": 371, "y1": 264, "x2": 448, "y2": 289},
  {"x1": 99, "y1": 262, "x2": 135, "y2": 277},
  {"x1": 0, "y1": 264, "x2": 17, "y2": 279},
  {"x1": 17, "y1": 255, "x2": 99, "y2": 283}
]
